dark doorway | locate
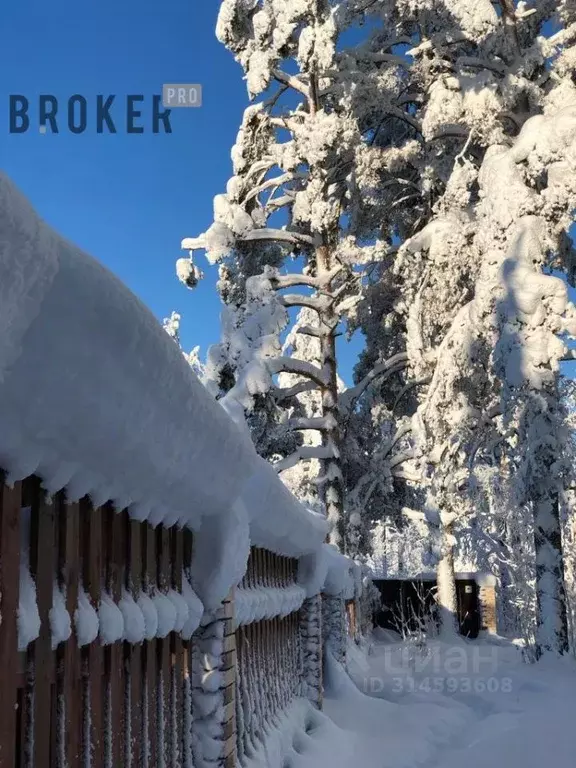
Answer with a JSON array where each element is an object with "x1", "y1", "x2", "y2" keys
[
  {"x1": 456, "y1": 579, "x2": 480, "y2": 638},
  {"x1": 373, "y1": 579, "x2": 437, "y2": 634},
  {"x1": 373, "y1": 577, "x2": 481, "y2": 639}
]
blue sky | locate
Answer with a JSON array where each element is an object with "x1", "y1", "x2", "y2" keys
[
  {"x1": 1, "y1": 0, "x2": 365, "y2": 383},
  {"x1": 0, "y1": 1, "x2": 250, "y2": 364},
  {"x1": 1, "y1": 1, "x2": 574, "y2": 386}
]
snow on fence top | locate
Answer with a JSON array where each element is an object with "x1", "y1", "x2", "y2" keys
[
  {"x1": 0, "y1": 172, "x2": 328, "y2": 562},
  {"x1": 239, "y1": 457, "x2": 328, "y2": 557}
]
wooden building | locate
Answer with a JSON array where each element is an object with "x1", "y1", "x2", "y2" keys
[{"x1": 372, "y1": 572, "x2": 498, "y2": 638}]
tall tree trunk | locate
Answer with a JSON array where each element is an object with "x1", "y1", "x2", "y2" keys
[
  {"x1": 436, "y1": 521, "x2": 459, "y2": 638},
  {"x1": 316, "y1": 243, "x2": 345, "y2": 548},
  {"x1": 534, "y1": 489, "x2": 569, "y2": 656}
]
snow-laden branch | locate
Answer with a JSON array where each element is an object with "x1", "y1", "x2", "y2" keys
[
  {"x1": 243, "y1": 172, "x2": 303, "y2": 204},
  {"x1": 392, "y1": 468, "x2": 423, "y2": 483},
  {"x1": 349, "y1": 51, "x2": 410, "y2": 68},
  {"x1": 266, "y1": 194, "x2": 295, "y2": 212},
  {"x1": 296, "y1": 325, "x2": 333, "y2": 339},
  {"x1": 273, "y1": 381, "x2": 319, "y2": 403},
  {"x1": 392, "y1": 377, "x2": 431, "y2": 413},
  {"x1": 270, "y1": 264, "x2": 342, "y2": 291},
  {"x1": 377, "y1": 422, "x2": 413, "y2": 461},
  {"x1": 274, "y1": 444, "x2": 338, "y2": 473},
  {"x1": 241, "y1": 228, "x2": 317, "y2": 246},
  {"x1": 287, "y1": 415, "x2": 337, "y2": 432},
  {"x1": 272, "y1": 69, "x2": 311, "y2": 99},
  {"x1": 268, "y1": 356, "x2": 329, "y2": 387},
  {"x1": 280, "y1": 294, "x2": 330, "y2": 312},
  {"x1": 388, "y1": 449, "x2": 415, "y2": 469},
  {"x1": 456, "y1": 56, "x2": 506, "y2": 75},
  {"x1": 340, "y1": 352, "x2": 409, "y2": 411}
]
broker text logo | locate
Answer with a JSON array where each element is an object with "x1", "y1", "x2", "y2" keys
[{"x1": 9, "y1": 95, "x2": 173, "y2": 134}]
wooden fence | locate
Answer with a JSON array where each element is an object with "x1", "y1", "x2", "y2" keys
[
  {"x1": 0, "y1": 473, "x2": 194, "y2": 768},
  {"x1": 0, "y1": 476, "x2": 337, "y2": 768},
  {"x1": 234, "y1": 548, "x2": 303, "y2": 763}
]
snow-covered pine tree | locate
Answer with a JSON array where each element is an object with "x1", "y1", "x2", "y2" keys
[
  {"x1": 178, "y1": 0, "x2": 417, "y2": 547},
  {"x1": 353, "y1": 0, "x2": 576, "y2": 647},
  {"x1": 162, "y1": 311, "x2": 205, "y2": 378}
]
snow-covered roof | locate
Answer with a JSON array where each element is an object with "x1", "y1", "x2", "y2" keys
[{"x1": 0, "y1": 172, "x2": 329, "y2": 563}]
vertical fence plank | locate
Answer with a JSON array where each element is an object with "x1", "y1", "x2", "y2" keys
[
  {"x1": 106, "y1": 506, "x2": 126, "y2": 768},
  {"x1": 81, "y1": 497, "x2": 104, "y2": 768},
  {"x1": 144, "y1": 525, "x2": 157, "y2": 768},
  {"x1": 127, "y1": 518, "x2": 142, "y2": 768},
  {"x1": 182, "y1": 528, "x2": 193, "y2": 764},
  {"x1": 0, "y1": 478, "x2": 22, "y2": 768},
  {"x1": 171, "y1": 527, "x2": 184, "y2": 767},
  {"x1": 30, "y1": 481, "x2": 56, "y2": 768},
  {"x1": 59, "y1": 496, "x2": 82, "y2": 768},
  {"x1": 157, "y1": 526, "x2": 171, "y2": 767},
  {"x1": 19, "y1": 479, "x2": 35, "y2": 768}
]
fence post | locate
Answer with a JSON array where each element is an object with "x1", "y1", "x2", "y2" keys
[
  {"x1": 299, "y1": 595, "x2": 323, "y2": 709},
  {"x1": 59, "y1": 495, "x2": 82, "y2": 768},
  {"x1": 191, "y1": 592, "x2": 236, "y2": 768},
  {"x1": 81, "y1": 497, "x2": 104, "y2": 768},
  {"x1": 127, "y1": 517, "x2": 143, "y2": 768},
  {"x1": 29, "y1": 480, "x2": 56, "y2": 767},
  {"x1": 0, "y1": 478, "x2": 21, "y2": 768}
]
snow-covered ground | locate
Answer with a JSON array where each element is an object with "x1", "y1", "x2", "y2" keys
[{"x1": 247, "y1": 631, "x2": 576, "y2": 768}]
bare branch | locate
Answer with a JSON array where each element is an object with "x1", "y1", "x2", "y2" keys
[
  {"x1": 386, "y1": 105, "x2": 422, "y2": 133},
  {"x1": 352, "y1": 51, "x2": 410, "y2": 68}
]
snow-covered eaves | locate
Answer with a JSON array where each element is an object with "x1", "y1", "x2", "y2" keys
[{"x1": 0, "y1": 173, "x2": 329, "y2": 567}]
